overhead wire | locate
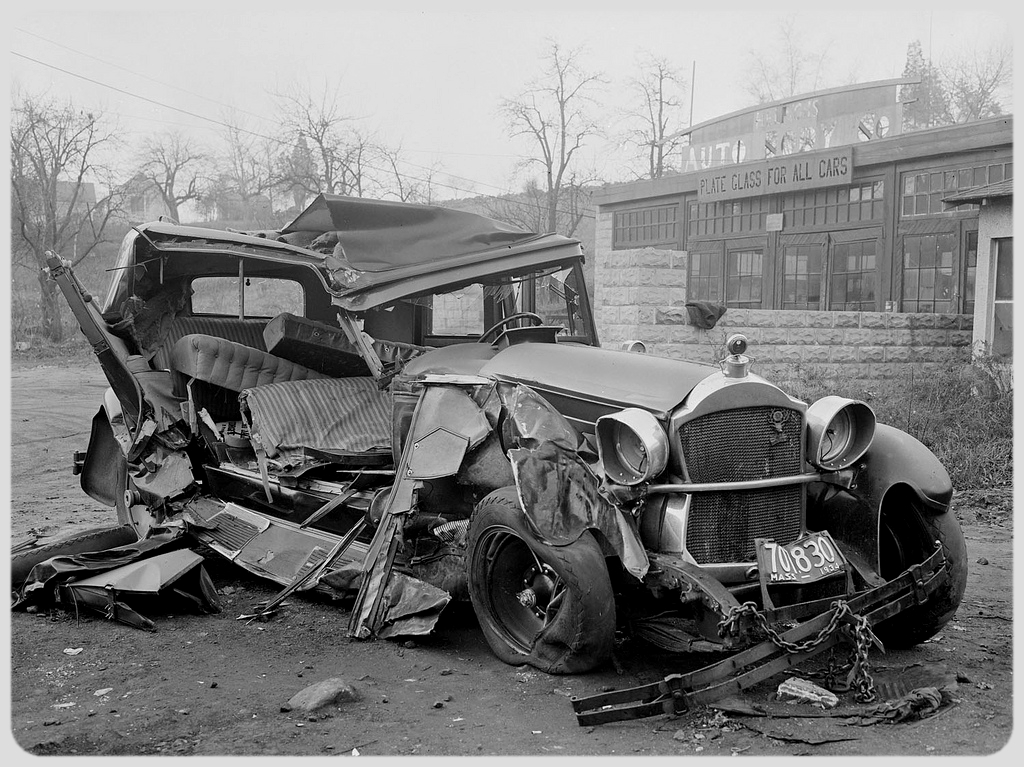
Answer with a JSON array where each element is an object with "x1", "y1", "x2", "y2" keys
[{"x1": 11, "y1": 48, "x2": 597, "y2": 222}]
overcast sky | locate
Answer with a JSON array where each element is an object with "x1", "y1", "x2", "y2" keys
[{"x1": 7, "y1": 0, "x2": 1017, "y2": 202}]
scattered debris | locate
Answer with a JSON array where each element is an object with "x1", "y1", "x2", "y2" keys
[
  {"x1": 741, "y1": 722, "x2": 859, "y2": 745},
  {"x1": 710, "y1": 697, "x2": 767, "y2": 718},
  {"x1": 14, "y1": 535, "x2": 221, "y2": 631},
  {"x1": 871, "y1": 663, "x2": 957, "y2": 700},
  {"x1": 776, "y1": 677, "x2": 839, "y2": 708},
  {"x1": 282, "y1": 678, "x2": 361, "y2": 714},
  {"x1": 843, "y1": 687, "x2": 952, "y2": 725}
]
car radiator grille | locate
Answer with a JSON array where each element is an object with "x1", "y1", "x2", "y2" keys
[{"x1": 679, "y1": 406, "x2": 804, "y2": 564}]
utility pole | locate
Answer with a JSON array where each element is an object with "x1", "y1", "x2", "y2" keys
[{"x1": 689, "y1": 61, "x2": 696, "y2": 127}]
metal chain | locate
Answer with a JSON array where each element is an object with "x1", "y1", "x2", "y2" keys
[
  {"x1": 718, "y1": 600, "x2": 852, "y2": 654},
  {"x1": 717, "y1": 599, "x2": 877, "y2": 702},
  {"x1": 844, "y1": 614, "x2": 878, "y2": 703}
]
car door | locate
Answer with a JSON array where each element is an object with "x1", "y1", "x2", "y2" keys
[{"x1": 46, "y1": 252, "x2": 148, "y2": 433}]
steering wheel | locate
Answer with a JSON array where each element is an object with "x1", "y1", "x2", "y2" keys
[{"x1": 478, "y1": 312, "x2": 545, "y2": 343}]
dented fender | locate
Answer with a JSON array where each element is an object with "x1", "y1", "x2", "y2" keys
[
  {"x1": 808, "y1": 422, "x2": 953, "y2": 577},
  {"x1": 856, "y1": 424, "x2": 953, "y2": 512}
]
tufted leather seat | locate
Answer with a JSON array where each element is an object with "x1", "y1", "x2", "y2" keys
[{"x1": 169, "y1": 334, "x2": 327, "y2": 420}]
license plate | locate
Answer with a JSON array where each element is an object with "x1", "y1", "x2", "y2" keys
[{"x1": 754, "y1": 531, "x2": 846, "y2": 585}]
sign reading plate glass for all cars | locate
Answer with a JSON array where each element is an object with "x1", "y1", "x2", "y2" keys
[{"x1": 695, "y1": 147, "x2": 852, "y2": 203}]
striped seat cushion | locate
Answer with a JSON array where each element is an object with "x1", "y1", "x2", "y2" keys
[{"x1": 240, "y1": 378, "x2": 392, "y2": 461}]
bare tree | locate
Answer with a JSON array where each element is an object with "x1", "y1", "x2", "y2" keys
[
  {"x1": 377, "y1": 143, "x2": 443, "y2": 204},
  {"x1": 743, "y1": 17, "x2": 833, "y2": 104},
  {"x1": 940, "y1": 42, "x2": 1012, "y2": 123},
  {"x1": 11, "y1": 91, "x2": 127, "y2": 342},
  {"x1": 220, "y1": 113, "x2": 280, "y2": 213},
  {"x1": 622, "y1": 54, "x2": 689, "y2": 179},
  {"x1": 500, "y1": 41, "x2": 604, "y2": 236},
  {"x1": 487, "y1": 176, "x2": 593, "y2": 244},
  {"x1": 274, "y1": 83, "x2": 373, "y2": 201},
  {"x1": 137, "y1": 130, "x2": 208, "y2": 222}
]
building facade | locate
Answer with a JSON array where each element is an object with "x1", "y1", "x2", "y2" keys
[{"x1": 592, "y1": 87, "x2": 1012, "y2": 382}]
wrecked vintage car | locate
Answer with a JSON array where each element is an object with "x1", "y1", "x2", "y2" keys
[{"x1": 43, "y1": 193, "x2": 967, "y2": 702}]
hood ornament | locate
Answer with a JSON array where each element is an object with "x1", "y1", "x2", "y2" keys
[{"x1": 722, "y1": 334, "x2": 751, "y2": 378}]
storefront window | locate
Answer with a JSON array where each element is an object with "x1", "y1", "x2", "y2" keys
[
  {"x1": 902, "y1": 233, "x2": 955, "y2": 312},
  {"x1": 781, "y1": 181, "x2": 883, "y2": 229},
  {"x1": 688, "y1": 197, "x2": 767, "y2": 238},
  {"x1": 902, "y1": 161, "x2": 1012, "y2": 216},
  {"x1": 726, "y1": 249, "x2": 763, "y2": 308},
  {"x1": 612, "y1": 203, "x2": 678, "y2": 250},
  {"x1": 687, "y1": 250, "x2": 723, "y2": 303},
  {"x1": 782, "y1": 244, "x2": 823, "y2": 309},
  {"x1": 831, "y1": 241, "x2": 877, "y2": 311}
]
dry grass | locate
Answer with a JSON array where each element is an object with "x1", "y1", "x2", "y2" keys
[{"x1": 764, "y1": 352, "x2": 1013, "y2": 492}]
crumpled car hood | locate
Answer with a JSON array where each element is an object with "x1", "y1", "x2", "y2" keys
[{"x1": 480, "y1": 343, "x2": 716, "y2": 420}]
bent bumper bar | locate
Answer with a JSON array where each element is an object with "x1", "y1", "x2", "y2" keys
[{"x1": 571, "y1": 542, "x2": 949, "y2": 725}]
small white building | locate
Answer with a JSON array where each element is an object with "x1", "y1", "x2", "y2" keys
[{"x1": 942, "y1": 180, "x2": 1013, "y2": 360}]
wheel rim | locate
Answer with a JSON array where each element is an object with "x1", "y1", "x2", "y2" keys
[{"x1": 477, "y1": 525, "x2": 566, "y2": 652}]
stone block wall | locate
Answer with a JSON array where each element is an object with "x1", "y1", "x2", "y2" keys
[{"x1": 594, "y1": 244, "x2": 974, "y2": 385}]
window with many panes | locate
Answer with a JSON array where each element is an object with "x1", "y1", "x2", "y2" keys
[
  {"x1": 687, "y1": 197, "x2": 767, "y2": 238},
  {"x1": 687, "y1": 250, "x2": 724, "y2": 303},
  {"x1": 781, "y1": 180, "x2": 884, "y2": 228},
  {"x1": 902, "y1": 233, "x2": 955, "y2": 312},
  {"x1": 726, "y1": 249, "x2": 763, "y2": 308},
  {"x1": 831, "y1": 240, "x2": 877, "y2": 311},
  {"x1": 901, "y1": 161, "x2": 1013, "y2": 217},
  {"x1": 782, "y1": 244, "x2": 824, "y2": 309},
  {"x1": 612, "y1": 204, "x2": 678, "y2": 249}
]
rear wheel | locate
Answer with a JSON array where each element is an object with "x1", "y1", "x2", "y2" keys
[
  {"x1": 467, "y1": 487, "x2": 615, "y2": 674},
  {"x1": 874, "y1": 493, "x2": 968, "y2": 648}
]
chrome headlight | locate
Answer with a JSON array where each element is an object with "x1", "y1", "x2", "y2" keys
[
  {"x1": 596, "y1": 408, "x2": 669, "y2": 486},
  {"x1": 806, "y1": 396, "x2": 875, "y2": 471}
]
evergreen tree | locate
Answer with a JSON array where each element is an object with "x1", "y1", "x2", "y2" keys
[{"x1": 900, "y1": 40, "x2": 953, "y2": 130}]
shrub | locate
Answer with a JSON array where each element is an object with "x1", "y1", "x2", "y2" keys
[{"x1": 762, "y1": 351, "x2": 1012, "y2": 491}]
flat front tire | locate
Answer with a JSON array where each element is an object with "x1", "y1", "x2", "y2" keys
[
  {"x1": 466, "y1": 488, "x2": 615, "y2": 674},
  {"x1": 874, "y1": 496, "x2": 968, "y2": 648}
]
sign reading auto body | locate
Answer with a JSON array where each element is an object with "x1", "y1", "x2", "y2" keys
[{"x1": 695, "y1": 147, "x2": 852, "y2": 203}]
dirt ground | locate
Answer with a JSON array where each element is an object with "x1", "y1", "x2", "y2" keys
[{"x1": 6, "y1": 360, "x2": 1017, "y2": 758}]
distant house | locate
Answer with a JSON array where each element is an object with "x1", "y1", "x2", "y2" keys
[
  {"x1": 123, "y1": 174, "x2": 173, "y2": 223},
  {"x1": 55, "y1": 180, "x2": 97, "y2": 218}
]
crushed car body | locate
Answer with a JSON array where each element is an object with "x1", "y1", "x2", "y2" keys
[{"x1": 34, "y1": 193, "x2": 967, "y2": 709}]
